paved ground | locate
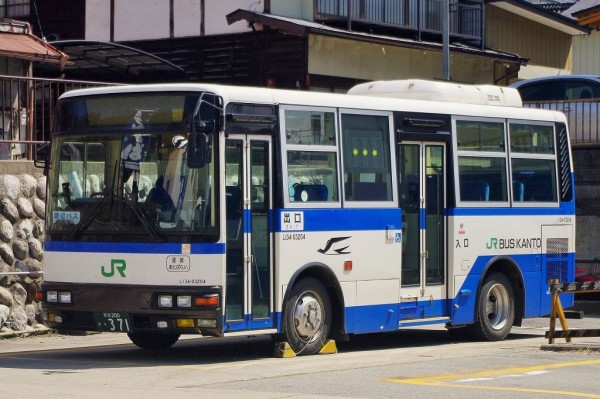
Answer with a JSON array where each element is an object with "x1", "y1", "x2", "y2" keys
[{"x1": 1, "y1": 311, "x2": 599, "y2": 355}]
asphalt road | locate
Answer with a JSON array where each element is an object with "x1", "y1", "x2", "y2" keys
[{"x1": 1, "y1": 317, "x2": 599, "y2": 399}]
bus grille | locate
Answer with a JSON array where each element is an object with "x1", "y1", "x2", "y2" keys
[{"x1": 545, "y1": 237, "x2": 569, "y2": 282}]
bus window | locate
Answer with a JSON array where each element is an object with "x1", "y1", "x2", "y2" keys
[
  {"x1": 341, "y1": 113, "x2": 393, "y2": 202},
  {"x1": 287, "y1": 151, "x2": 337, "y2": 202},
  {"x1": 284, "y1": 109, "x2": 336, "y2": 146},
  {"x1": 509, "y1": 123, "x2": 557, "y2": 203},
  {"x1": 456, "y1": 120, "x2": 508, "y2": 203},
  {"x1": 283, "y1": 108, "x2": 339, "y2": 204}
]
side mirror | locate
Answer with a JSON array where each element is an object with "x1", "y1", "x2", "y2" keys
[
  {"x1": 195, "y1": 119, "x2": 215, "y2": 134},
  {"x1": 186, "y1": 132, "x2": 208, "y2": 168},
  {"x1": 186, "y1": 94, "x2": 222, "y2": 168},
  {"x1": 34, "y1": 142, "x2": 50, "y2": 175}
]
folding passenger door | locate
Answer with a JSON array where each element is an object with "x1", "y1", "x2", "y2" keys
[
  {"x1": 398, "y1": 141, "x2": 447, "y2": 319},
  {"x1": 224, "y1": 135, "x2": 274, "y2": 331}
]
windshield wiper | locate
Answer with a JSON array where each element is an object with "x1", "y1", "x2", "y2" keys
[
  {"x1": 67, "y1": 186, "x2": 113, "y2": 240},
  {"x1": 122, "y1": 191, "x2": 163, "y2": 242}
]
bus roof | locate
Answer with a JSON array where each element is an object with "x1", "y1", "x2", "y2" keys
[
  {"x1": 348, "y1": 79, "x2": 523, "y2": 107},
  {"x1": 58, "y1": 81, "x2": 566, "y2": 124}
]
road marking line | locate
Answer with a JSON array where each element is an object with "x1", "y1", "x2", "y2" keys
[
  {"x1": 431, "y1": 383, "x2": 600, "y2": 399},
  {"x1": 384, "y1": 359, "x2": 600, "y2": 398},
  {"x1": 384, "y1": 358, "x2": 600, "y2": 385}
]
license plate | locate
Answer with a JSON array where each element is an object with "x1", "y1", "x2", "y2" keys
[{"x1": 94, "y1": 312, "x2": 132, "y2": 332}]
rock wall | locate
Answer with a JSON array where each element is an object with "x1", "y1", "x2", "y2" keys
[{"x1": 0, "y1": 173, "x2": 47, "y2": 335}]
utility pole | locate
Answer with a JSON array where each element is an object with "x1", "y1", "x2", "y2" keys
[{"x1": 443, "y1": 0, "x2": 450, "y2": 81}]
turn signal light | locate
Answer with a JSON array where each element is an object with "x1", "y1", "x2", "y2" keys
[
  {"x1": 194, "y1": 295, "x2": 219, "y2": 307},
  {"x1": 176, "y1": 318, "x2": 195, "y2": 328}
]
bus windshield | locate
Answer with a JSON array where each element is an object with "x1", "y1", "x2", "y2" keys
[{"x1": 46, "y1": 93, "x2": 217, "y2": 242}]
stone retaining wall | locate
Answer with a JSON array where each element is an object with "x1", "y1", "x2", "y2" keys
[{"x1": 0, "y1": 172, "x2": 47, "y2": 336}]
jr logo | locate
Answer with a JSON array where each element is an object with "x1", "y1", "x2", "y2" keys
[{"x1": 101, "y1": 259, "x2": 127, "y2": 278}]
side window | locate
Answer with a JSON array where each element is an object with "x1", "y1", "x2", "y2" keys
[
  {"x1": 456, "y1": 120, "x2": 508, "y2": 204},
  {"x1": 341, "y1": 113, "x2": 393, "y2": 202},
  {"x1": 565, "y1": 80, "x2": 600, "y2": 100},
  {"x1": 283, "y1": 108, "x2": 339, "y2": 204},
  {"x1": 509, "y1": 123, "x2": 557, "y2": 203},
  {"x1": 58, "y1": 141, "x2": 107, "y2": 204}
]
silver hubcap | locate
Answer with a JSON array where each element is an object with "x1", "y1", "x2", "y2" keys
[
  {"x1": 293, "y1": 292, "x2": 323, "y2": 342},
  {"x1": 485, "y1": 283, "x2": 510, "y2": 331}
]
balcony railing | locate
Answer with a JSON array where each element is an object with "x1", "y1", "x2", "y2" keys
[
  {"x1": 523, "y1": 99, "x2": 600, "y2": 146},
  {"x1": 315, "y1": 0, "x2": 483, "y2": 42},
  {"x1": 0, "y1": 75, "x2": 115, "y2": 160}
]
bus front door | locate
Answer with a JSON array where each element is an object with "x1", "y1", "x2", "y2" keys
[
  {"x1": 398, "y1": 142, "x2": 447, "y2": 319},
  {"x1": 224, "y1": 136, "x2": 273, "y2": 331}
]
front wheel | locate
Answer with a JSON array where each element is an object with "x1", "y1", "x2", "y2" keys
[
  {"x1": 283, "y1": 278, "x2": 332, "y2": 356},
  {"x1": 469, "y1": 272, "x2": 515, "y2": 341},
  {"x1": 128, "y1": 332, "x2": 180, "y2": 350}
]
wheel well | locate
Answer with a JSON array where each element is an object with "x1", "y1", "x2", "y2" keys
[
  {"x1": 483, "y1": 259, "x2": 525, "y2": 326},
  {"x1": 285, "y1": 265, "x2": 347, "y2": 341}
]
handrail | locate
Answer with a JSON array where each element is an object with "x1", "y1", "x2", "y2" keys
[{"x1": 0, "y1": 74, "x2": 116, "y2": 160}]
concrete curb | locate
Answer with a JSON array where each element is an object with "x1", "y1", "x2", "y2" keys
[
  {"x1": 0, "y1": 325, "x2": 52, "y2": 339},
  {"x1": 540, "y1": 343, "x2": 600, "y2": 352}
]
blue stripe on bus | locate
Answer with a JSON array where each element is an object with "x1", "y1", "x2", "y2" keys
[
  {"x1": 275, "y1": 208, "x2": 402, "y2": 232},
  {"x1": 450, "y1": 252, "x2": 575, "y2": 325},
  {"x1": 44, "y1": 241, "x2": 225, "y2": 254}
]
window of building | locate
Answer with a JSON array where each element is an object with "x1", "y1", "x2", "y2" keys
[{"x1": 0, "y1": 0, "x2": 30, "y2": 18}]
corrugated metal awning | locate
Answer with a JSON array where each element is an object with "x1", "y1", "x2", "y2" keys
[
  {"x1": 0, "y1": 31, "x2": 68, "y2": 66},
  {"x1": 34, "y1": 40, "x2": 186, "y2": 83}
]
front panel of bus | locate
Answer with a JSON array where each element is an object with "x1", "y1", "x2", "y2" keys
[{"x1": 42, "y1": 92, "x2": 227, "y2": 337}]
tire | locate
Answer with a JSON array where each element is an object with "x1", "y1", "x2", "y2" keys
[
  {"x1": 283, "y1": 278, "x2": 332, "y2": 356},
  {"x1": 127, "y1": 332, "x2": 180, "y2": 350},
  {"x1": 469, "y1": 272, "x2": 515, "y2": 341}
]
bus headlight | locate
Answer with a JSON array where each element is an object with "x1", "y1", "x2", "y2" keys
[
  {"x1": 46, "y1": 291, "x2": 58, "y2": 303},
  {"x1": 158, "y1": 295, "x2": 173, "y2": 308},
  {"x1": 58, "y1": 291, "x2": 72, "y2": 304},
  {"x1": 177, "y1": 296, "x2": 192, "y2": 308}
]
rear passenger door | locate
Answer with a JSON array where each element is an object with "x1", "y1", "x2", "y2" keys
[{"x1": 398, "y1": 142, "x2": 447, "y2": 314}]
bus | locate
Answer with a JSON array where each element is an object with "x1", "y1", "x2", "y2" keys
[{"x1": 38, "y1": 80, "x2": 575, "y2": 355}]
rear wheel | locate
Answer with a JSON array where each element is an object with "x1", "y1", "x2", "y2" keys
[
  {"x1": 283, "y1": 278, "x2": 331, "y2": 356},
  {"x1": 128, "y1": 332, "x2": 180, "y2": 350},
  {"x1": 469, "y1": 272, "x2": 515, "y2": 341}
]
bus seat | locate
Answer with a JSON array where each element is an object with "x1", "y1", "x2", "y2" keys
[
  {"x1": 352, "y1": 182, "x2": 387, "y2": 201},
  {"x1": 512, "y1": 180, "x2": 524, "y2": 202},
  {"x1": 461, "y1": 180, "x2": 489, "y2": 201},
  {"x1": 294, "y1": 184, "x2": 328, "y2": 201}
]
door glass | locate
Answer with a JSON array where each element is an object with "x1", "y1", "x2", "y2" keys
[
  {"x1": 225, "y1": 139, "x2": 244, "y2": 321},
  {"x1": 399, "y1": 144, "x2": 420, "y2": 286},
  {"x1": 250, "y1": 141, "x2": 270, "y2": 319},
  {"x1": 425, "y1": 145, "x2": 444, "y2": 285}
]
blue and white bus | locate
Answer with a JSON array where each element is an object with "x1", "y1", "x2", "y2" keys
[{"x1": 39, "y1": 80, "x2": 575, "y2": 355}]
